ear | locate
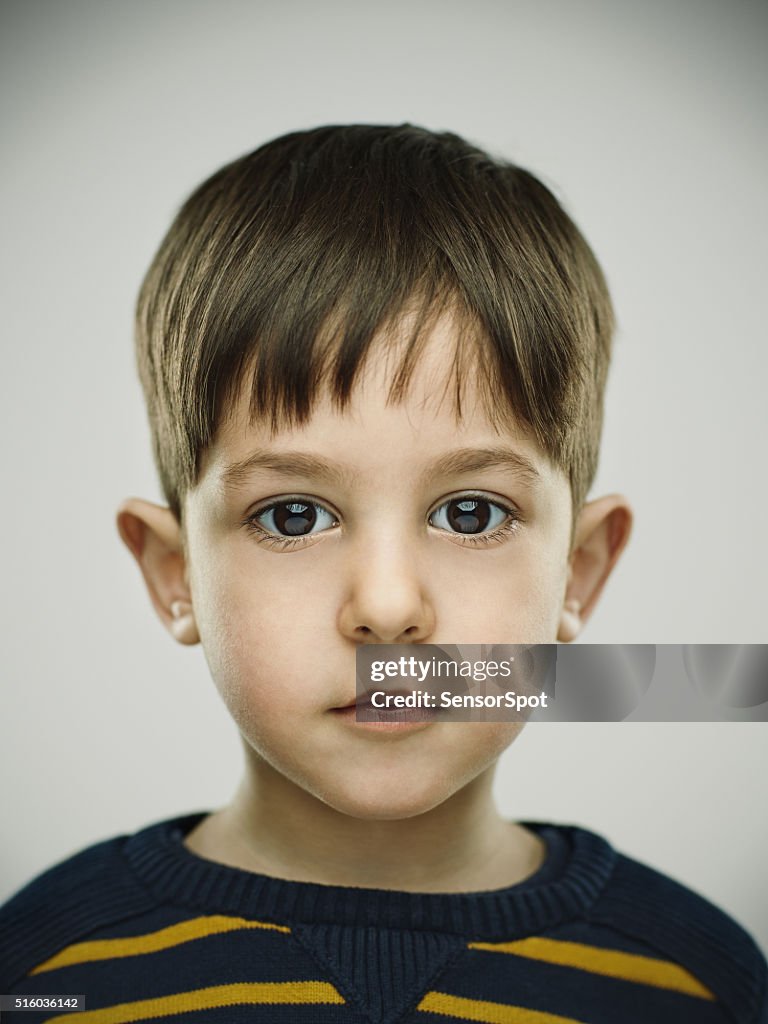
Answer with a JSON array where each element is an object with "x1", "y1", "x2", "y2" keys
[
  {"x1": 557, "y1": 494, "x2": 633, "y2": 642},
  {"x1": 116, "y1": 498, "x2": 200, "y2": 645}
]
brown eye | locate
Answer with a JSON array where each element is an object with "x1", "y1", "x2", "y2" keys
[
  {"x1": 431, "y1": 496, "x2": 511, "y2": 536},
  {"x1": 273, "y1": 502, "x2": 316, "y2": 535},
  {"x1": 447, "y1": 499, "x2": 490, "y2": 534},
  {"x1": 254, "y1": 501, "x2": 337, "y2": 538}
]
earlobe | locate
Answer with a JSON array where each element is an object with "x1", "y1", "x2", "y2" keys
[
  {"x1": 168, "y1": 599, "x2": 200, "y2": 646},
  {"x1": 557, "y1": 597, "x2": 583, "y2": 644},
  {"x1": 116, "y1": 498, "x2": 200, "y2": 646},
  {"x1": 557, "y1": 494, "x2": 632, "y2": 642}
]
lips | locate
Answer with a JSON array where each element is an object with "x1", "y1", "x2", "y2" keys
[
  {"x1": 333, "y1": 689, "x2": 413, "y2": 711},
  {"x1": 334, "y1": 698, "x2": 369, "y2": 711},
  {"x1": 328, "y1": 689, "x2": 437, "y2": 731}
]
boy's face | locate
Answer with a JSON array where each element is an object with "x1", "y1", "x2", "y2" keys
[{"x1": 122, "y1": 316, "x2": 630, "y2": 820}]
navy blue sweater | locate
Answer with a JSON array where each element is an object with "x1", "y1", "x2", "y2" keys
[{"x1": 0, "y1": 813, "x2": 765, "y2": 1023}]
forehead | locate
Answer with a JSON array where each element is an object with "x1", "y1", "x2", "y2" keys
[{"x1": 197, "y1": 314, "x2": 567, "y2": 502}]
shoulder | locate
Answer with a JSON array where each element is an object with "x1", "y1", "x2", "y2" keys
[
  {"x1": 579, "y1": 830, "x2": 767, "y2": 1024},
  {"x1": 0, "y1": 817, "x2": 181, "y2": 989}
]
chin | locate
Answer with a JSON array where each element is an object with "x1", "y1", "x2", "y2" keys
[{"x1": 310, "y1": 772, "x2": 461, "y2": 822}]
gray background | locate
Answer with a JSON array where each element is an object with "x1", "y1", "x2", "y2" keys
[{"x1": 1, "y1": 0, "x2": 766, "y2": 950}]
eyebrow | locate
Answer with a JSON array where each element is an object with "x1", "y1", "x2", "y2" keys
[
  {"x1": 426, "y1": 446, "x2": 541, "y2": 485},
  {"x1": 220, "y1": 445, "x2": 541, "y2": 491},
  {"x1": 221, "y1": 451, "x2": 355, "y2": 490}
]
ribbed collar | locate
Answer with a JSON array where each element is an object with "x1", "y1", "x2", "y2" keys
[{"x1": 123, "y1": 812, "x2": 616, "y2": 940}]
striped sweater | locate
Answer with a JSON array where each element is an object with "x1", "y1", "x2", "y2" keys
[{"x1": 0, "y1": 813, "x2": 765, "y2": 1023}]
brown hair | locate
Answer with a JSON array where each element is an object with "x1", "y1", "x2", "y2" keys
[{"x1": 135, "y1": 123, "x2": 614, "y2": 520}]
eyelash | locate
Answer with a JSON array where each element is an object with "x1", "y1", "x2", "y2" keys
[
  {"x1": 241, "y1": 499, "x2": 338, "y2": 551},
  {"x1": 437, "y1": 495, "x2": 522, "y2": 547},
  {"x1": 242, "y1": 494, "x2": 522, "y2": 550}
]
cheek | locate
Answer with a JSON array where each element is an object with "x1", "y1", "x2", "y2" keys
[
  {"x1": 434, "y1": 548, "x2": 568, "y2": 643},
  {"x1": 188, "y1": 549, "x2": 333, "y2": 716}
]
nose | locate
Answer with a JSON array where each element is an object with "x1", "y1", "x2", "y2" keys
[{"x1": 337, "y1": 536, "x2": 436, "y2": 644}]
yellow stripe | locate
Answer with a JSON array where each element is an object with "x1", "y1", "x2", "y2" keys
[
  {"x1": 468, "y1": 937, "x2": 715, "y2": 1000},
  {"x1": 31, "y1": 915, "x2": 290, "y2": 975},
  {"x1": 43, "y1": 981, "x2": 345, "y2": 1023},
  {"x1": 418, "y1": 991, "x2": 586, "y2": 1023}
]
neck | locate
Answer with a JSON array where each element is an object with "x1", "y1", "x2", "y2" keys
[{"x1": 185, "y1": 747, "x2": 545, "y2": 893}]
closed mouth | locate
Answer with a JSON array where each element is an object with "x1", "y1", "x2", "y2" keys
[{"x1": 333, "y1": 689, "x2": 414, "y2": 711}]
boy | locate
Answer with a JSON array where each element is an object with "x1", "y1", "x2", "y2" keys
[{"x1": 0, "y1": 124, "x2": 765, "y2": 1023}]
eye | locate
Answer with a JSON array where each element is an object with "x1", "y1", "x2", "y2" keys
[
  {"x1": 251, "y1": 500, "x2": 338, "y2": 538},
  {"x1": 429, "y1": 495, "x2": 515, "y2": 537}
]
